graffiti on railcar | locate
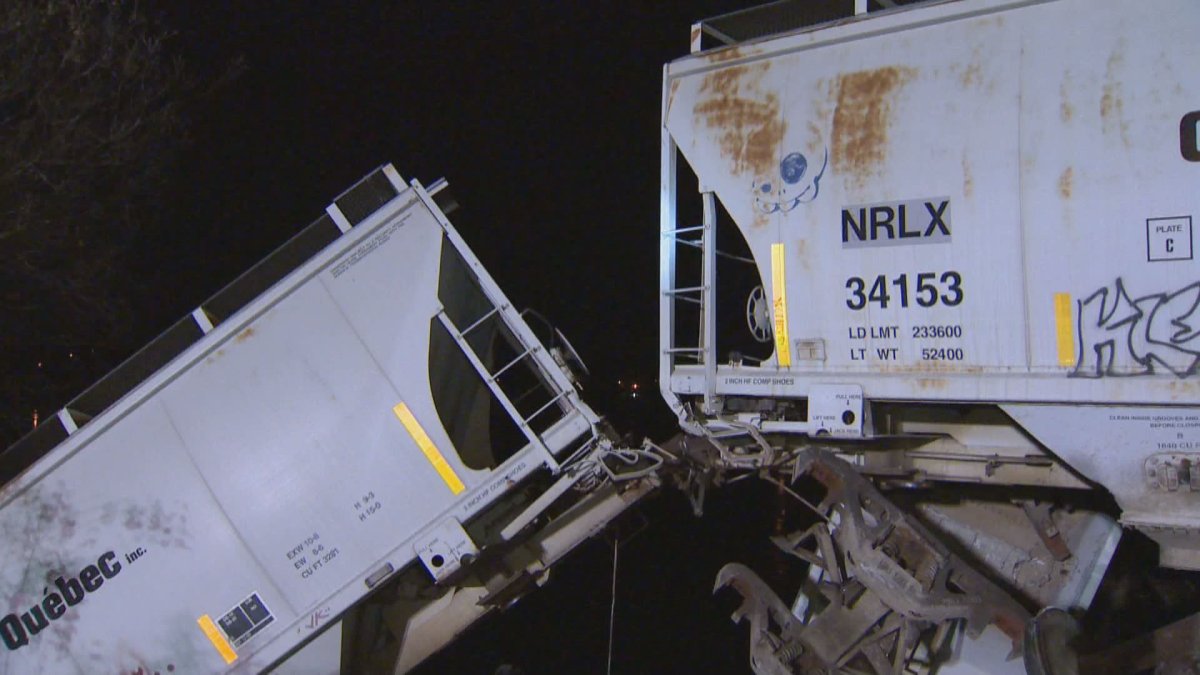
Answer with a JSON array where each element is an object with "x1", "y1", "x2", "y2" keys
[
  {"x1": 1073, "y1": 278, "x2": 1200, "y2": 378},
  {"x1": 752, "y1": 147, "x2": 828, "y2": 214}
]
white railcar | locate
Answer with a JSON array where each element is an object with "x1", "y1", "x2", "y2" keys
[
  {"x1": 663, "y1": 2, "x2": 1200, "y2": 671},
  {"x1": 0, "y1": 167, "x2": 617, "y2": 674},
  {"x1": 661, "y1": 0, "x2": 1200, "y2": 568}
]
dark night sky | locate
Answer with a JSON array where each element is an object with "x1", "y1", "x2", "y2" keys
[
  {"x1": 27, "y1": 2, "x2": 858, "y2": 673},
  {"x1": 154, "y1": 2, "x2": 775, "y2": 395}
]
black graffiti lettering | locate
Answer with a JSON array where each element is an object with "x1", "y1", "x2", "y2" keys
[
  {"x1": 0, "y1": 614, "x2": 27, "y2": 650},
  {"x1": 924, "y1": 201, "x2": 950, "y2": 236},
  {"x1": 1074, "y1": 281, "x2": 1148, "y2": 376},
  {"x1": 55, "y1": 576, "x2": 84, "y2": 606},
  {"x1": 1144, "y1": 284, "x2": 1200, "y2": 373},
  {"x1": 20, "y1": 606, "x2": 49, "y2": 636},
  {"x1": 1073, "y1": 278, "x2": 1200, "y2": 378}
]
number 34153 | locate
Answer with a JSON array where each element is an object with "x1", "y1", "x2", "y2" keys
[{"x1": 845, "y1": 272, "x2": 963, "y2": 310}]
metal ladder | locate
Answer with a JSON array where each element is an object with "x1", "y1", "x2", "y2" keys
[
  {"x1": 436, "y1": 307, "x2": 567, "y2": 471},
  {"x1": 662, "y1": 192, "x2": 718, "y2": 413}
]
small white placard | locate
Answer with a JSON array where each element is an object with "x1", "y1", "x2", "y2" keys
[{"x1": 1147, "y1": 216, "x2": 1193, "y2": 262}]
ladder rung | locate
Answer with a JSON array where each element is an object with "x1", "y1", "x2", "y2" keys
[
  {"x1": 664, "y1": 285, "x2": 706, "y2": 295},
  {"x1": 663, "y1": 225, "x2": 704, "y2": 236},
  {"x1": 521, "y1": 389, "x2": 569, "y2": 426},
  {"x1": 677, "y1": 238, "x2": 703, "y2": 249},
  {"x1": 489, "y1": 346, "x2": 535, "y2": 382},
  {"x1": 459, "y1": 306, "x2": 502, "y2": 336},
  {"x1": 663, "y1": 347, "x2": 704, "y2": 354}
]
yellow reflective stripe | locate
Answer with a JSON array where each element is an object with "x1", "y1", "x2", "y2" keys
[
  {"x1": 393, "y1": 402, "x2": 466, "y2": 495},
  {"x1": 198, "y1": 614, "x2": 237, "y2": 665},
  {"x1": 771, "y1": 243, "x2": 792, "y2": 367},
  {"x1": 1054, "y1": 293, "x2": 1075, "y2": 367}
]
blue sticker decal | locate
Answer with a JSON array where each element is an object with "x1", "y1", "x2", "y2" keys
[
  {"x1": 753, "y1": 146, "x2": 828, "y2": 215},
  {"x1": 780, "y1": 153, "x2": 808, "y2": 184}
]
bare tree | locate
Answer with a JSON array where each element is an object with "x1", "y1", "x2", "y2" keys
[{"x1": 0, "y1": 0, "x2": 229, "y2": 444}]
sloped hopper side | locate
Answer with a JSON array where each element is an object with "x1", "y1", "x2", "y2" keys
[{"x1": 428, "y1": 237, "x2": 552, "y2": 471}]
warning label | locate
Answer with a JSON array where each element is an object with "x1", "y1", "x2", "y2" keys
[{"x1": 218, "y1": 592, "x2": 274, "y2": 648}]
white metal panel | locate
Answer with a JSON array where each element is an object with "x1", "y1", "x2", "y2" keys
[
  {"x1": 1018, "y1": 1, "x2": 1200, "y2": 375},
  {"x1": 274, "y1": 622, "x2": 341, "y2": 675},
  {"x1": 159, "y1": 272, "x2": 456, "y2": 611},
  {"x1": 0, "y1": 399, "x2": 274, "y2": 674},
  {"x1": 662, "y1": 0, "x2": 1200, "y2": 405}
]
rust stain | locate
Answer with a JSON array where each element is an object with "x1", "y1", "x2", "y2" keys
[
  {"x1": 795, "y1": 239, "x2": 810, "y2": 271},
  {"x1": 959, "y1": 62, "x2": 983, "y2": 89},
  {"x1": 706, "y1": 46, "x2": 744, "y2": 63},
  {"x1": 809, "y1": 78, "x2": 833, "y2": 126},
  {"x1": 831, "y1": 66, "x2": 916, "y2": 188},
  {"x1": 1059, "y1": 78, "x2": 1075, "y2": 123},
  {"x1": 1058, "y1": 167, "x2": 1074, "y2": 200},
  {"x1": 955, "y1": 43, "x2": 985, "y2": 89},
  {"x1": 917, "y1": 378, "x2": 949, "y2": 391},
  {"x1": 694, "y1": 62, "x2": 786, "y2": 177},
  {"x1": 690, "y1": 26, "x2": 700, "y2": 48},
  {"x1": 667, "y1": 79, "x2": 681, "y2": 114},
  {"x1": 876, "y1": 362, "x2": 984, "y2": 375},
  {"x1": 1167, "y1": 380, "x2": 1199, "y2": 402},
  {"x1": 962, "y1": 156, "x2": 974, "y2": 199},
  {"x1": 1099, "y1": 85, "x2": 1121, "y2": 125},
  {"x1": 1100, "y1": 41, "x2": 1130, "y2": 148},
  {"x1": 236, "y1": 326, "x2": 256, "y2": 343},
  {"x1": 810, "y1": 461, "x2": 845, "y2": 494}
]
